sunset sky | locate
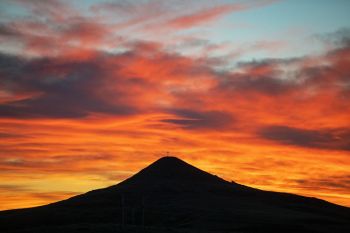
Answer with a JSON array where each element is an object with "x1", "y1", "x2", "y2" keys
[{"x1": 0, "y1": 0, "x2": 349, "y2": 210}]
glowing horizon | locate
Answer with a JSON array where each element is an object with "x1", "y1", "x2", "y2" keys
[{"x1": 0, "y1": 0, "x2": 349, "y2": 210}]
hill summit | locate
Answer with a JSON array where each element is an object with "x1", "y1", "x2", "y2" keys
[
  {"x1": 0, "y1": 156, "x2": 349, "y2": 233},
  {"x1": 119, "y1": 156, "x2": 227, "y2": 186}
]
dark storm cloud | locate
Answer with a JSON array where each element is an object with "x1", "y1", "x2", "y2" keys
[
  {"x1": 0, "y1": 153, "x2": 116, "y2": 172},
  {"x1": 0, "y1": 24, "x2": 21, "y2": 37},
  {"x1": 259, "y1": 125, "x2": 350, "y2": 151},
  {"x1": 162, "y1": 109, "x2": 234, "y2": 130},
  {"x1": 0, "y1": 53, "x2": 138, "y2": 118},
  {"x1": 0, "y1": 184, "x2": 31, "y2": 192},
  {"x1": 220, "y1": 74, "x2": 294, "y2": 95},
  {"x1": 214, "y1": 58, "x2": 302, "y2": 96},
  {"x1": 213, "y1": 38, "x2": 350, "y2": 97},
  {"x1": 0, "y1": 132, "x2": 28, "y2": 138},
  {"x1": 293, "y1": 175, "x2": 350, "y2": 194},
  {"x1": 315, "y1": 28, "x2": 350, "y2": 47}
]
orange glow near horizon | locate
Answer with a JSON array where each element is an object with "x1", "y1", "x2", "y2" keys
[{"x1": 0, "y1": 110, "x2": 349, "y2": 209}]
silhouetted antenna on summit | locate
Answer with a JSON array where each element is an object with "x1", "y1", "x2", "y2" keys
[{"x1": 153, "y1": 151, "x2": 171, "y2": 158}]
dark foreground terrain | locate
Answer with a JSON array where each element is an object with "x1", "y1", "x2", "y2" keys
[{"x1": 1, "y1": 157, "x2": 349, "y2": 233}]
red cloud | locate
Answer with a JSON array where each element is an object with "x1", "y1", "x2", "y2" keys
[
  {"x1": 167, "y1": 0, "x2": 278, "y2": 29},
  {"x1": 168, "y1": 4, "x2": 243, "y2": 29}
]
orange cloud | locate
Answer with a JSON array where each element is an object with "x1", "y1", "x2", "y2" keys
[{"x1": 1, "y1": 39, "x2": 349, "y2": 209}]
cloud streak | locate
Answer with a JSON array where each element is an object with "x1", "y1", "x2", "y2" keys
[
  {"x1": 259, "y1": 126, "x2": 350, "y2": 151},
  {"x1": 167, "y1": 0, "x2": 278, "y2": 29}
]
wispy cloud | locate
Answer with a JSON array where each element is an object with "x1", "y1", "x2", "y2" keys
[
  {"x1": 167, "y1": 0, "x2": 278, "y2": 29},
  {"x1": 259, "y1": 126, "x2": 350, "y2": 151}
]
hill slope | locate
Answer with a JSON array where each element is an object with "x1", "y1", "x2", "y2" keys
[{"x1": 0, "y1": 156, "x2": 349, "y2": 233}]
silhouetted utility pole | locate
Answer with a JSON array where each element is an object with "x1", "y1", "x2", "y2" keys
[
  {"x1": 141, "y1": 196, "x2": 145, "y2": 227},
  {"x1": 121, "y1": 194, "x2": 125, "y2": 227},
  {"x1": 131, "y1": 207, "x2": 135, "y2": 225},
  {"x1": 120, "y1": 194, "x2": 146, "y2": 228}
]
